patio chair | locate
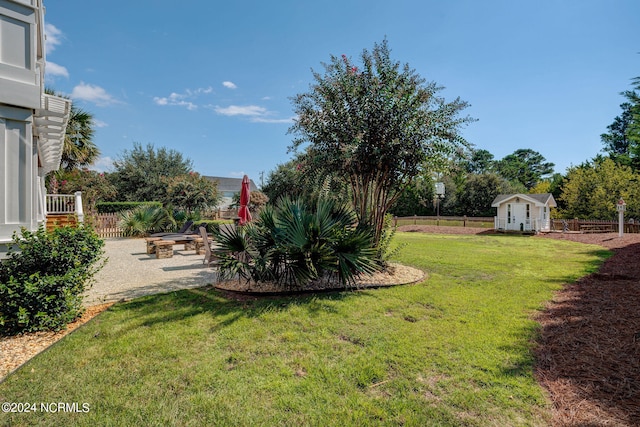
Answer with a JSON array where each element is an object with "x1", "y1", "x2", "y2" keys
[
  {"x1": 189, "y1": 222, "x2": 208, "y2": 234},
  {"x1": 150, "y1": 220, "x2": 194, "y2": 237},
  {"x1": 199, "y1": 226, "x2": 219, "y2": 267}
]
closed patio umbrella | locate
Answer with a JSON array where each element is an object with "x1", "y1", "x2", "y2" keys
[{"x1": 238, "y1": 175, "x2": 252, "y2": 225}]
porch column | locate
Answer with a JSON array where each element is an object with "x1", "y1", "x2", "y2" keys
[{"x1": 75, "y1": 191, "x2": 84, "y2": 223}]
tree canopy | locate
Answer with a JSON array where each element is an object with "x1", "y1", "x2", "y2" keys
[
  {"x1": 163, "y1": 172, "x2": 219, "y2": 213},
  {"x1": 110, "y1": 143, "x2": 193, "y2": 202},
  {"x1": 559, "y1": 157, "x2": 640, "y2": 219},
  {"x1": 45, "y1": 88, "x2": 100, "y2": 171},
  {"x1": 601, "y1": 77, "x2": 640, "y2": 169},
  {"x1": 289, "y1": 39, "x2": 473, "y2": 243},
  {"x1": 494, "y1": 149, "x2": 555, "y2": 190}
]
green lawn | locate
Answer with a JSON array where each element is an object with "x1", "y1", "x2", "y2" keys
[{"x1": 0, "y1": 233, "x2": 609, "y2": 426}]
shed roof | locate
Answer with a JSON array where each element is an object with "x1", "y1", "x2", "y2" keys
[
  {"x1": 491, "y1": 193, "x2": 557, "y2": 208},
  {"x1": 204, "y1": 176, "x2": 259, "y2": 193}
]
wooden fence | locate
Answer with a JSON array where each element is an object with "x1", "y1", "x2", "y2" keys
[
  {"x1": 93, "y1": 213, "x2": 124, "y2": 238},
  {"x1": 393, "y1": 216, "x2": 640, "y2": 233},
  {"x1": 90, "y1": 213, "x2": 640, "y2": 237},
  {"x1": 550, "y1": 219, "x2": 640, "y2": 233},
  {"x1": 91, "y1": 209, "x2": 240, "y2": 238},
  {"x1": 393, "y1": 215, "x2": 495, "y2": 228}
]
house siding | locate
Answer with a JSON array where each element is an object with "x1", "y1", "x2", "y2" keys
[{"x1": 0, "y1": 0, "x2": 65, "y2": 255}]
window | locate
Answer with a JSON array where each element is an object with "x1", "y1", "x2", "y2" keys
[
  {"x1": 526, "y1": 204, "x2": 530, "y2": 219},
  {"x1": 507, "y1": 204, "x2": 511, "y2": 224}
]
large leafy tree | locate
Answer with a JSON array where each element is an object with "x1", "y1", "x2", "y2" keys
[
  {"x1": 456, "y1": 173, "x2": 520, "y2": 217},
  {"x1": 110, "y1": 142, "x2": 193, "y2": 202},
  {"x1": 289, "y1": 39, "x2": 473, "y2": 243},
  {"x1": 56, "y1": 169, "x2": 117, "y2": 214},
  {"x1": 163, "y1": 172, "x2": 220, "y2": 214},
  {"x1": 559, "y1": 157, "x2": 640, "y2": 219},
  {"x1": 601, "y1": 77, "x2": 640, "y2": 169},
  {"x1": 262, "y1": 158, "x2": 306, "y2": 203},
  {"x1": 388, "y1": 173, "x2": 435, "y2": 217},
  {"x1": 494, "y1": 149, "x2": 555, "y2": 190},
  {"x1": 263, "y1": 150, "x2": 350, "y2": 207},
  {"x1": 464, "y1": 148, "x2": 495, "y2": 174},
  {"x1": 45, "y1": 88, "x2": 100, "y2": 171}
]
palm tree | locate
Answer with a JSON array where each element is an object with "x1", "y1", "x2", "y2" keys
[{"x1": 45, "y1": 88, "x2": 100, "y2": 171}]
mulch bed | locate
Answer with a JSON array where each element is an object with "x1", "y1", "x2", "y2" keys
[
  {"x1": 0, "y1": 303, "x2": 114, "y2": 382},
  {"x1": 400, "y1": 225, "x2": 640, "y2": 426}
]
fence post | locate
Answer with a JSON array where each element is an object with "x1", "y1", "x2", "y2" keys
[
  {"x1": 464, "y1": 215, "x2": 467, "y2": 227},
  {"x1": 414, "y1": 215, "x2": 417, "y2": 225},
  {"x1": 393, "y1": 216, "x2": 397, "y2": 228}
]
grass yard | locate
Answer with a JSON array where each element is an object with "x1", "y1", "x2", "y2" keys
[{"x1": 0, "y1": 233, "x2": 609, "y2": 426}]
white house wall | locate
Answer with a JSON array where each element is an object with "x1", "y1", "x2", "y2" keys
[
  {"x1": 0, "y1": 0, "x2": 41, "y2": 109},
  {"x1": 0, "y1": 0, "x2": 48, "y2": 255},
  {"x1": 0, "y1": 105, "x2": 36, "y2": 243},
  {"x1": 494, "y1": 199, "x2": 551, "y2": 231}
]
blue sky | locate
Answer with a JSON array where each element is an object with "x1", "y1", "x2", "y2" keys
[{"x1": 44, "y1": 0, "x2": 639, "y2": 187}]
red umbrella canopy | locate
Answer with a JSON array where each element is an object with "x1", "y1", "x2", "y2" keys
[{"x1": 238, "y1": 175, "x2": 252, "y2": 225}]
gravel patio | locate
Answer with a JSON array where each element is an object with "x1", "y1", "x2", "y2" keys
[{"x1": 84, "y1": 237, "x2": 218, "y2": 306}]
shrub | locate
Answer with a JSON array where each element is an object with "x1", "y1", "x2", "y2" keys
[
  {"x1": 0, "y1": 226, "x2": 105, "y2": 335},
  {"x1": 196, "y1": 220, "x2": 231, "y2": 234},
  {"x1": 118, "y1": 205, "x2": 175, "y2": 237},
  {"x1": 214, "y1": 197, "x2": 380, "y2": 289},
  {"x1": 96, "y1": 201, "x2": 162, "y2": 214}
]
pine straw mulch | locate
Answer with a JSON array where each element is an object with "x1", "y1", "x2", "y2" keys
[
  {"x1": 533, "y1": 233, "x2": 640, "y2": 426},
  {"x1": 0, "y1": 302, "x2": 114, "y2": 382},
  {"x1": 214, "y1": 262, "x2": 425, "y2": 295},
  {"x1": 400, "y1": 225, "x2": 640, "y2": 426}
]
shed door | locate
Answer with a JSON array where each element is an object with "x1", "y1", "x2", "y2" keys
[{"x1": 507, "y1": 203, "x2": 527, "y2": 230}]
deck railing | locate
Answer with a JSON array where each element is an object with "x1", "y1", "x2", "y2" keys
[{"x1": 46, "y1": 191, "x2": 84, "y2": 223}]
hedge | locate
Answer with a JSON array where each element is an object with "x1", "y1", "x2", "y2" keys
[{"x1": 96, "y1": 201, "x2": 162, "y2": 213}]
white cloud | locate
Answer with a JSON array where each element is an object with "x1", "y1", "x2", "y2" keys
[
  {"x1": 153, "y1": 87, "x2": 212, "y2": 110},
  {"x1": 214, "y1": 105, "x2": 292, "y2": 123},
  {"x1": 153, "y1": 95, "x2": 196, "y2": 110},
  {"x1": 71, "y1": 82, "x2": 120, "y2": 106},
  {"x1": 223, "y1": 81, "x2": 237, "y2": 89},
  {"x1": 251, "y1": 116, "x2": 296, "y2": 124},
  {"x1": 188, "y1": 86, "x2": 213, "y2": 95},
  {"x1": 46, "y1": 61, "x2": 69, "y2": 78},
  {"x1": 214, "y1": 105, "x2": 267, "y2": 117},
  {"x1": 92, "y1": 156, "x2": 114, "y2": 172},
  {"x1": 92, "y1": 119, "x2": 108, "y2": 128},
  {"x1": 44, "y1": 23, "x2": 63, "y2": 53}
]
